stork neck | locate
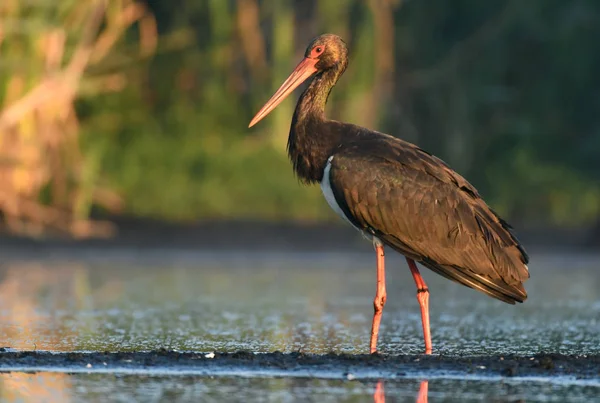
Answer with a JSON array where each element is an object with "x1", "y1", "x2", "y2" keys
[
  {"x1": 295, "y1": 68, "x2": 338, "y2": 123},
  {"x1": 287, "y1": 68, "x2": 342, "y2": 184}
]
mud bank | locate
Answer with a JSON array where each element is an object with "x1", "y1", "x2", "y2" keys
[{"x1": 0, "y1": 350, "x2": 598, "y2": 380}]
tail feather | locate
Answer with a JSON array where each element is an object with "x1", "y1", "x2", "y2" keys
[{"x1": 421, "y1": 258, "x2": 527, "y2": 304}]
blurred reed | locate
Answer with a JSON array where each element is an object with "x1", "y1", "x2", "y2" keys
[{"x1": 0, "y1": 0, "x2": 156, "y2": 237}]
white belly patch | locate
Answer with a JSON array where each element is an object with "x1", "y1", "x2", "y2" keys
[
  {"x1": 320, "y1": 156, "x2": 353, "y2": 226},
  {"x1": 320, "y1": 156, "x2": 375, "y2": 244}
]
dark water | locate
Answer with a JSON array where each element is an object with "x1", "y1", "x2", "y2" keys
[
  {"x1": 0, "y1": 249, "x2": 598, "y2": 401},
  {"x1": 1, "y1": 374, "x2": 598, "y2": 402}
]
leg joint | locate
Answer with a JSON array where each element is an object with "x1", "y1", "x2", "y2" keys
[
  {"x1": 373, "y1": 294, "x2": 387, "y2": 311},
  {"x1": 417, "y1": 287, "x2": 429, "y2": 294}
]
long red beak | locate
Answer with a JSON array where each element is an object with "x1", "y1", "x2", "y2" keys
[{"x1": 248, "y1": 57, "x2": 319, "y2": 127}]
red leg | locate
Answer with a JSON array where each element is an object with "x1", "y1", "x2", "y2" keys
[
  {"x1": 369, "y1": 243, "x2": 387, "y2": 354},
  {"x1": 406, "y1": 258, "x2": 432, "y2": 354},
  {"x1": 373, "y1": 380, "x2": 385, "y2": 403},
  {"x1": 416, "y1": 380, "x2": 429, "y2": 403}
]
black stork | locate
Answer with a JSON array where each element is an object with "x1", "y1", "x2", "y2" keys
[{"x1": 249, "y1": 34, "x2": 529, "y2": 354}]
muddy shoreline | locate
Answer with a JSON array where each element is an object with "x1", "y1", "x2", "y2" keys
[{"x1": 0, "y1": 350, "x2": 598, "y2": 380}]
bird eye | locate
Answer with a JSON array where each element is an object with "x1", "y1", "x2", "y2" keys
[{"x1": 309, "y1": 45, "x2": 325, "y2": 58}]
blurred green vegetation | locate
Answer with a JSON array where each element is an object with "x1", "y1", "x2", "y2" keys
[{"x1": 1, "y1": 0, "x2": 600, "y2": 235}]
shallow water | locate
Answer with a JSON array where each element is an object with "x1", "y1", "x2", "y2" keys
[
  {"x1": 0, "y1": 249, "x2": 598, "y2": 401},
  {"x1": 1, "y1": 250, "x2": 598, "y2": 355},
  {"x1": 0, "y1": 374, "x2": 598, "y2": 403}
]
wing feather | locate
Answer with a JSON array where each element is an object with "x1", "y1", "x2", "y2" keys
[{"x1": 327, "y1": 138, "x2": 529, "y2": 303}]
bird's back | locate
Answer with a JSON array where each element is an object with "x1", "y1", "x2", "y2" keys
[{"x1": 326, "y1": 123, "x2": 529, "y2": 303}]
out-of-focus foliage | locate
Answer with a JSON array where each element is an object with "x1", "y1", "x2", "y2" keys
[
  {"x1": 0, "y1": 0, "x2": 158, "y2": 236},
  {"x1": 1, "y1": 0, "x2": 599, "y2": 235}
]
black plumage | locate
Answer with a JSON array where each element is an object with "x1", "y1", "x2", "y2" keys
[{"x1": 327, "y1": 135, "x2": 529, "y2": 304}]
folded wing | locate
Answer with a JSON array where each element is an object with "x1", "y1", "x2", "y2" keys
[{"x1": 327, "y1": 137, "x2": 529, "y2": 304}]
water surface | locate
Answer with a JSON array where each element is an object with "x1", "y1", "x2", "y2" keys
[
  {"x1": 1, "y1": 251, "x2": 597, "y2": 355},
  {"x1": 0, "y1": 249, "x2": 598, "y2": 401}
]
